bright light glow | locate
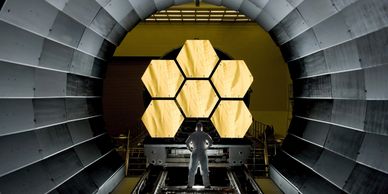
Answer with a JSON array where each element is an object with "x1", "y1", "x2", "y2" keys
[
  {"x1": 168, "y1": 14, "x2": 181, "y2": 17},
  {"x1": 236, "y1": 19, "x2": 250, "y2": 21},
  {"x1": 148, "y1": 8, "x2": 250, "y2": 23},
  {"x1": 154, "y1": 14, "x2": 168, "y2": 17},
  {"x1": 167, "y1": 10, "x2": 180, "y2": 13},
  {"x1": 224, "y1": 14, "x2": 238, "y2": 17},
  {"x1": 211, "y1": 10, "x2": 225, "y2": 13}
]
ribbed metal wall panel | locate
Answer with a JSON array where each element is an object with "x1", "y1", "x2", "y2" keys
[
  {"x1": 288, "y1": 118, "x2": 330, "y2": 146},
  {"x1": 343, "y1": 164, "x2": 388, "y2": 194},
  {"x1": 270, "y1": 0, "x2": 388, "y2": 192},
  {"x1": 331, "y1": 99, "x2": 366, "y2": 130},
  {"x1": 313, "y1": 150, "x2": 356, "y2": 189},
  {"x1": 128, "y1": 0, "x2": 157, "y2": 20},
  {"x1": 222, "y1": 0, "x2": 244, "y2": 10},
  {"x1": 0, "y1": 0, "x2": 123, "y2": 193},
  {"x1": 0, "y1": 0, "x2": 387, "y2": 193}
]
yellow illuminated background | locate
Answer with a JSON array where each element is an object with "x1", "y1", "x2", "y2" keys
[{"x1": 115, "y1": 19, "x2": 291, "y2": 137}]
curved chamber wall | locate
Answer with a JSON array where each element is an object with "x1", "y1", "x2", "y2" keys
[{"x1": 0, "y1": 0, "x2": 387, "y2": 193}]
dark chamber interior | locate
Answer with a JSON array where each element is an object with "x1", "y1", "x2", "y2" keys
[
  {"x1": 0, "y1": 0, "x2": 387, "y2": 194},
  {"x1": 165, "y1": 167, "x2": 229, "y2": 186}
]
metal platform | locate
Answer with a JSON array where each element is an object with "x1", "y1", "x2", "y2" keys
[{"x1": 132, "y1": 165, "x2": 263, "y2": 194}]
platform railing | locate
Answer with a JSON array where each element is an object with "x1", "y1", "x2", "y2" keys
[
  {"x1": 124, "y1": 119, "x2": 278, "y2": 177},
  {"x1": 125, "y1": 130, "x2": 131, "y2": 176},
  {"x1": 247, "y1": 119, "x2": 275, "y2": 177}
]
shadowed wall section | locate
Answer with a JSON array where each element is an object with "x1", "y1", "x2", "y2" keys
[
  {"x1": 103, "y1": 57, "x2": 153, "y2": 137},
  {"x1": 0, "y1": 0, "x2": 387, "y2": 193}
]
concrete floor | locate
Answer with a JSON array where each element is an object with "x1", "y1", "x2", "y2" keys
[
  {"x1": 112, "y1": 177, "x2": 282, "y2": 194},
  {"x1": 111, "y1": 177, "x2": 140, "y2": 194},
  {"x1": 255, "y1": 178, "x2": 283, "y2": 194}
]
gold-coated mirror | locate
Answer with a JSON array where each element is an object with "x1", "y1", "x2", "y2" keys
[
  {"x1": 141, "y1": 60, "x2": 184, "y2": 98},
  {"x1": 176, "y1": 40, "x2": 219, "y2": 78},
  {"x1": 141, "y1": 100, "x2": 184, "y2": 138},
  {"x1": 211, "y1": 60, "x2": 253, "y2": 98},
  {"x1": 141, "y1": 40, "x2": 253, "y2": 138},
  {"x1": 176, "y1": 80, "x2": 219, "y2": 118},
  {"x1": 211, "y1": 101, "x2": 252, "y2": 138}
]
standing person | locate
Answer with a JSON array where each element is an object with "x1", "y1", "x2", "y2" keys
[{"x1": 186, "y1": 122, "x2": 213, "y2": 188}]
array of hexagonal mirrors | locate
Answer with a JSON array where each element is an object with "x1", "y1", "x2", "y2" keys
[{"x1": 141, "y1": 40, "x2": 253, "y2": 138}]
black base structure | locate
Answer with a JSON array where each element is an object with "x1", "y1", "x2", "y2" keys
[{"x1": 132, "y1": 166, "x2": 262, "y2": 194}]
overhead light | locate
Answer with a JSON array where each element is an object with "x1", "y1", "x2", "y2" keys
[
  {"x1": 154, "y1": 14, "x2": 168, "y2": 17},
  {"x1": 145, "y1": 7, "x2": 251, "y2": 23},
  {"x1": 211, "y1": 10, "x2": 225, "y2": 13},
  {"x1": 167, "y1": 10, "x2": 180, "y2": 13},
  {"x1": 170, "y1": 18, "x2": 183, "y2": 21},
  {"x1": 236, "y1": 19, "x2": 250, "y2": 21},
  {"x1": 224, "y1": 14, "x2": 238, "y2": 17},
  {"x1": 168, "y1": 14, "x2": 181, "y2": 17}
]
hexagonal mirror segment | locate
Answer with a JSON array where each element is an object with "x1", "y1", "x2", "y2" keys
[
  {"x1": 141, "y1": 60, "x2": 184, "y2": 98},
  {"x1": 211, "y1": 60, "x2": 253, "y2": 98},
  {"x1": 176, "y1": 80, "x2": 219, "y2": 118},
  {"x1": 176, "y1": 40, "x2": 219, "y2": 78},
  {"x1": 211, "y1": 101, "x2": 252, "y2": 138},
  {"x1": 141, "y1": 100, "x2": 184, "y2": 138}
]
